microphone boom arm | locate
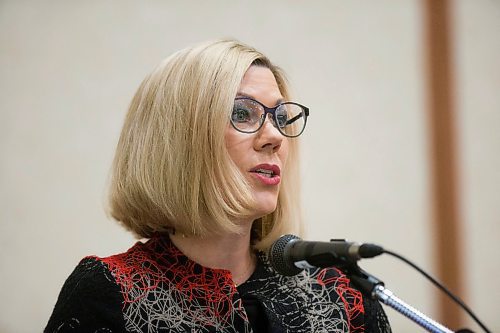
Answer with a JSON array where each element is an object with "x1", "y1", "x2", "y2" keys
[
  {"x1": 342, "y1": 264, "x2": 454, "y2": 333},
  {"x1": 269, "y1": 235, "x2": 472, "y2": 332}
]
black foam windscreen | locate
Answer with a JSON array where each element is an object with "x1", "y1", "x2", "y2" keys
[{"x1": 268, "y1": 234, "x2": 303, "y2": 276}]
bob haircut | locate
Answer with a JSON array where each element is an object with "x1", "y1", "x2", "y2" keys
[{"x1": 108, "y1": 39, "x2": 303, "y2": 250}]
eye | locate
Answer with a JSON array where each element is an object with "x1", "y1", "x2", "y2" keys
[
  {"x1": 275, "y1": 109, "x2": 289, "y2": 127},
  {"x1": 232, "y1": 108, "x2": 252, "y2": 123}
]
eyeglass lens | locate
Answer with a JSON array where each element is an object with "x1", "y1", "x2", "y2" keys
[{"x1": 231, "y1": 99, "x2": 307, "y2": 137}]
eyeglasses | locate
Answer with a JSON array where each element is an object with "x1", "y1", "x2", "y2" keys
[{"x1": 230, "y1": 97, "x2": 310, "y2": 138}]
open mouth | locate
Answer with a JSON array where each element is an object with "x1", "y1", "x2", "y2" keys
[
  {"x1": 250, "y1": 163, "x2": 281, "y2": 179},
  {"x1": 249, "y1": 164, "x2": 281, "y2": 184},
  {"x1": 253, "y1": 168, "x2": 275, "y2": 178}
]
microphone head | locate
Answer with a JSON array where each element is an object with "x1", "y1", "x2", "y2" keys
[{"x1": 268, "y1": 234, "x2": 304, "y2": 276}]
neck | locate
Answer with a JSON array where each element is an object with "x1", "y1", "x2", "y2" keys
[{"x1": 169, "y1": 221, "x2": 257, "y2": 286}]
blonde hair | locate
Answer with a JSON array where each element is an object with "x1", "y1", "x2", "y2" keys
[{"x1": 108, "y1": 39, "x2": 303, "y2": 250}]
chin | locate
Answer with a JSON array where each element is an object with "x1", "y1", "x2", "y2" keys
[{"x1": 252, "y1": 192, "x2": 279, "y2": 218}]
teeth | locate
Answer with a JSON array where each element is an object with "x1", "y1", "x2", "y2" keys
[{"x1": 255, "y1": 169, "x2": 274, "y2": 177}]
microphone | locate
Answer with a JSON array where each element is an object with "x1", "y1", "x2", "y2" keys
[{"x1": 268, "y1": 234, "x2": 384, "y2": 276}]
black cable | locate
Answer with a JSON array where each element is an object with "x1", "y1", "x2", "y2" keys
[{"x1": 382, "y1": 249, "x2": 491, "y2": 333}]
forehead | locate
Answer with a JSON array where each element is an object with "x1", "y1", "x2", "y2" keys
[{"x1": 237, "y1": 66, "x2": 283, "y2": 106}]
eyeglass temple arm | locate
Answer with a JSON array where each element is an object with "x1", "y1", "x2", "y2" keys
[{"x1": 285, "y1": 113, "x2": 303, "y2": 126}]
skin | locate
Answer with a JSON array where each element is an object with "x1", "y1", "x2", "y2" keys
[
  {"x1": 171, "y1": 66, "x2": 289, "y2": 285},
  {"x1": 226, "y1": 65, "x2": 289, "y2": 219}
]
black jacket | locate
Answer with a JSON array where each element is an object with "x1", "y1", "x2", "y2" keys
[{"x1": 45, "y1": 235, "x2": 391, "y2": 332}]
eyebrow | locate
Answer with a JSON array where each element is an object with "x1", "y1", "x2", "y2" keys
[{"x1": 235, "y1": 93, "x2": 285, "y2": 106}]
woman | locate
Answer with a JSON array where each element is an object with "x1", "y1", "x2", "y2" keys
[{"x1": 45, "y1": 39, "x2": 391, "y2": 332}]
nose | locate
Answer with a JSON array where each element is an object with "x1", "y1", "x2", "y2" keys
[{"x1": 254, "y1": 113, "x2": 284, "y2": 152}]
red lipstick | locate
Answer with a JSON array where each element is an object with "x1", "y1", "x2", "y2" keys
[{"x1": 249, "y1": 164, "x2": 281, "y2": 185}]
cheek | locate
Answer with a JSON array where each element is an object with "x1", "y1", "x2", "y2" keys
[
  {"x1": 224, "y1": 128, "x2": 239, "y2": 157},
  {"x1": 224, "y1": 130, "x2": 252, "y2": 168}
]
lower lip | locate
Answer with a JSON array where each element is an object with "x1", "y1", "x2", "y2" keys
[{"x1": 251, "y1": 173, "x2": 281, "y2": 185}]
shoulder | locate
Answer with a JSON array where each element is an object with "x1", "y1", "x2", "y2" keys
[
  {"x1": 52, "y1": 256, "x2": 121, "y2": 310},
  {"x1": 96, "y1": 237, "x2": 181, "y2": 296},
  {"x1": 45, "y1": 257, "x2": 126, "y2": 332},
  {"x1": 45, "y1": 237, "x2": 179, "y2": 333},
  {"x1": 247, "y1": 254, "x2": 391, "y2": 332}
]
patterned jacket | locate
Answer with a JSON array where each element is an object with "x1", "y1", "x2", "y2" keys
[{"x1": 45, "y1": 235, "x2": 391, "y2": 332}]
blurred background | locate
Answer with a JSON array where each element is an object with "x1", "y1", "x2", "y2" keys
[{"x1": 1, "y1": 0, "x2": 499, "y2": 332}]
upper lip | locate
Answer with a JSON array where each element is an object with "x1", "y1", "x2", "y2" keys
[{"x1": 249, "y1": 163, "x2": 281, "y2": 176}]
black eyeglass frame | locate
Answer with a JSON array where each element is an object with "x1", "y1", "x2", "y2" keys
[{"x1": 230, "y1": 97, "x2": 310, "y2": 138}]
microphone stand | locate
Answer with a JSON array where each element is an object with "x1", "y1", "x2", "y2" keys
[{"x1": 341, "y1": 264, "x2": 455, "y2": 333}]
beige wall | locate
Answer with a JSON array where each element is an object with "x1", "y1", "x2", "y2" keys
[
  {"x1": 0, "y1": 1, "x2": 498, "y2": 332},
  {"x1": 454, "y1": 0, "x2": 500, "y2": 329}
]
